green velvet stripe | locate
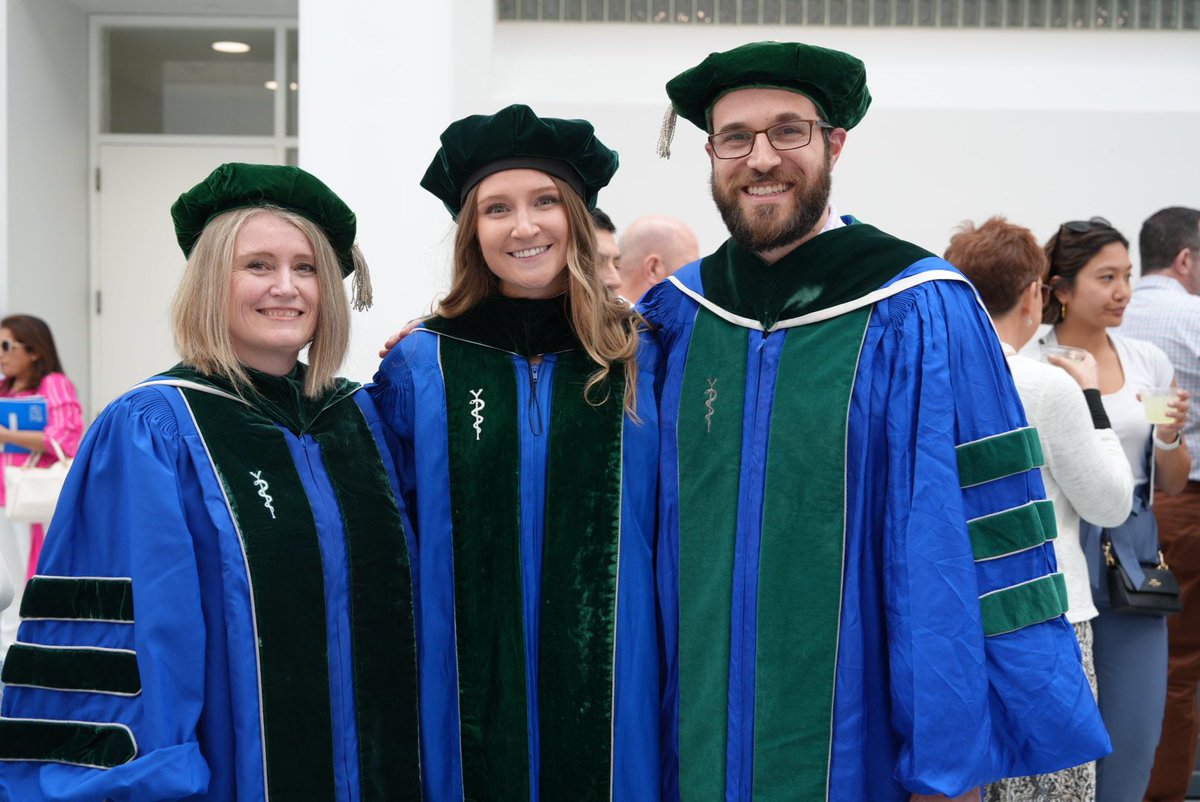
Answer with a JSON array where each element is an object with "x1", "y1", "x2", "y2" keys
[
  {"x1": 539, "y1": 349, "x2": 625, "y2": 800},
  {"x1": 980, "y1": 574, "x2": 1069, "y2": 637},
  {"x1": 956, "y1": 427, "x2": 1044, "y2": 488},
  {"x1": 439, "y1": 337, "x2": 530, "y2": 802},
  {"x1": 1, "y1": 644, "x2": 140, "y2": 696},
  {"x1": 755, "y1": 308, "x2": 870, "y2": 802},
  {"x1": 676, "y1": 309, "x2": 748, "y2": 802},
  {"x1": 0, "y1": 719, "x2": 136, "y2": 768},
  {"x1": 20, "y1": 577, "x2": 133, "y2": 622},
  {"x1": 313, "y1": 403, "x2": 421, "y2": 800},
  {"x1": 968, "y1": 501, "x2": 1058, "y2": 562},
  {"x1": 182, "y1": 389, "x2": 336, "y2": 801}
]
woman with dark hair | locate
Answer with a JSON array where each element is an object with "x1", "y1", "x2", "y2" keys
[
  {"x1": 1032, "y1": 217, "x2": 1191, "y2": 802},
  {"x1": 370, "y1": 104, "x2": 658, "y2": 800},
  {"x1": 0, "y1": 314, "x2": 82, "y2": 653},
  {"x1": 946, "y1": 217, "x2": 1134, "y2": 802}
]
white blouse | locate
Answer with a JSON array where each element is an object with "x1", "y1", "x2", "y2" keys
[{"x1": 1004, "y1": 343, "x2": 1134, "y2": 623}]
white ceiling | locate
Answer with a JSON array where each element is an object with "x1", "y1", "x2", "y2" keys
[{"x1": 62, "y1": 0, "x2": 296, "y2": 16}]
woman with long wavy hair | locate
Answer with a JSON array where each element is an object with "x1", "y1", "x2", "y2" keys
[{"x1": 370, "y1": 104, "x2": 658, "y2": 801}]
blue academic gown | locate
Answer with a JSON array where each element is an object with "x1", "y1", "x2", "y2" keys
[
  {"x1": 369, "y1": 303, "x2": 660, "y2": 802},
  {"x1": 0, "y1": 371, "x2": 418, "y2": 801},
  {"x1": 644, "y1": 225, "x2": 1111, "y2": 802}
]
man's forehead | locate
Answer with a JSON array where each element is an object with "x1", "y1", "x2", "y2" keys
[{"x1": 709, "y1": 87, "x2": 822, "y2": 128}]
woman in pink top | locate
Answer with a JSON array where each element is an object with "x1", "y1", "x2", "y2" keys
[{"x1": 0, "y1": 314, "x2": 82, "y2": 654}]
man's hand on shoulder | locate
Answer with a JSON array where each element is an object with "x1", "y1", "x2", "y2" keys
[
  {"x1": 910, "y1": 790, "x2": 980, "y2": 802},
  {"x1": 377, "y1": 317, "x2": 428, "y2": 358}
]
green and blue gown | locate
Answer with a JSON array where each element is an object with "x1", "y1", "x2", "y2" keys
[
  {"x1": 0, "y1": 365, "x2": 420, "y2": 801},
  {"x1": 369, "y1": 295, "x2": 659, "y2": 801},
  {"x1": 641, "y1": 220, "x2": 1111, "y2": 802}
]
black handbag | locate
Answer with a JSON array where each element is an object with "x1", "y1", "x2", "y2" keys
[{"x1": 1103, "y1": 537, "x2": 1183, "y2": 616}]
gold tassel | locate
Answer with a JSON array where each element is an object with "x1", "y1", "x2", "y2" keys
[
  {"x1": 351, "y1": 259, "x2": 373, "y2": 312},
  {"x1": 656, "y1": 103, "x2": 678, "y2": 160}
]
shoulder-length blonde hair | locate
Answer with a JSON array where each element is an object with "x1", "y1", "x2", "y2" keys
[
  {"x1": 170, "y1": 205, "x2": 358, "y2": 398},
  {"x1": 438, "y1": 176, "x2": 641, "y2": 413}
]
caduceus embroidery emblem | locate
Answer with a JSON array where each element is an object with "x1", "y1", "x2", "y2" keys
[
  {"x1": 469, "y1": 389, "x2": 486, "y2": 441},
  {"x1": 249, "y1": 470, "x2": 277, "y2": 520},
  {"x1": 704, "y1": 378, "x2": 718, "y2": 433}
]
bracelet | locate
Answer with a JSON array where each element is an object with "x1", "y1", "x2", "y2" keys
[{"x1": 1154, "y1": 431, "x2": 1182, "y2": 451}]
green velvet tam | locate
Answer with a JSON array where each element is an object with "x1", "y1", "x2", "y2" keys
[
  {"x1": 172, "y1": 163, "x2": 359, "y2": 277},
  {"x1": 421, "y1": 104, "x2": 619, "y2": 218},
  {"x1": 666, "y1": 41, "x2": 871, "y2": 132}
]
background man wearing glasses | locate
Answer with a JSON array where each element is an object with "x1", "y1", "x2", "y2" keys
[
  {"x1": 1121, "y1": 206, "x2": 1200, "y2": 802},
  {"x1": 641, "y1": 41, "x2": 1111, "y2": 802}
]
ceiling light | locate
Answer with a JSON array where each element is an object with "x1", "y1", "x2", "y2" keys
[
  {"x1": 289, "y1": 82, "x2": 298, "y2": 91},
  {"x1": 264, "y1": 80, "x2": 279, "y2": 90},
  {"x1": 211, "y1": 41, "x2": 250, "y2": 54}
]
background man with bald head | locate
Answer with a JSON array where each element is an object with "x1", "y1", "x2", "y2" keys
[{"x1": 616, "y1": 215, "x2": 699, "y2": 303}]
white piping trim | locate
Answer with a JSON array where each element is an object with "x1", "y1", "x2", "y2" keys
[
  {"x1": 979, "y1": 572, "x2": 1062, "y2": 599},
  {"x1": 132, "y1": 379, "x2": 244, "y2": 404},
  {"x1": 5, "y1": 643, "x2": 141, "y2": 697},
  {"x1": 966, "y1": 498, "x2": 1048, "y2": 524},
  {"x1": 824, "y1": 312, "x2": 872, "y2": 801},
  {"x1": 174, "y1": 389, "x2": 272, "y2": 801},
  {"x1": 11, "y1": 641, "x2": 134, "y2": 655},
  {"x1": 956, "y1": 425, "x2": 1037, "y2": 451},
  {"x1": 0, "y1": 717, "x2": 138, "y2": 768},
  {"x1": 435, "y1": 337, "x2": 468, "y2": 797},
  {"x1": 30, "y1": 574, "x2": 131, "y2": 583},
  {"x1": 22, "y1": 576, "x2": 134, "y2": 623},
  {"x1": 608, "y1": 412, "x2": 625, "y2": 802},
  {"x1": 665, "y1": 269, "x2": 973, "y2": 332}
]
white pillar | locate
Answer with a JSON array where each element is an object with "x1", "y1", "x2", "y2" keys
[{"x1": 299, "y1": 0, "x2": 495, "y2": 384}]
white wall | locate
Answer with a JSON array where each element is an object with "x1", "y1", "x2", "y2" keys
[
  {"x1": 294, "y1": 13, "x2": 1200, "y2": 385},
  {"x1": 492, "y1": 25, "x2": 1200, "y2": 260},
  {"x1": 0, "y1": 2, "x2": 7, "y2": 318},
  {"x1": 6, "y1": 0, "x2": 90, "y2": 403},
  {"x1": 299, "y1": 0, "x2": 495, "y2": 384}
]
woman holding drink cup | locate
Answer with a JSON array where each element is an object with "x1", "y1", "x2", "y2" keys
[{"x1": 1035, "y1": 216, "x2": 1190, "y2": 802}]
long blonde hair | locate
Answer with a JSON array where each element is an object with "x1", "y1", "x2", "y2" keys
[
  {"x1": 439, "y1": 176, "x2": 641, "y2": 413},
  {"x1": 170, "y1": 206, "x2": 356, "y2": 398}
]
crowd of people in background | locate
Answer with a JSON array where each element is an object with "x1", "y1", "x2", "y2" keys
[{"x1": 0, "y1": 37, "x2": 1195, "y2": 802}]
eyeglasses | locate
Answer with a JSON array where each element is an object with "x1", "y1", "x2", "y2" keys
[
  {"x1": 1048, "y1": 216, "x2": 1114, "y2": 275},
  {"x1": 707, "y1": 120, "x2": 833, "y2": 160},
  {"x1": 0, "y1": 340, "x2": 25, "y2": 354}
]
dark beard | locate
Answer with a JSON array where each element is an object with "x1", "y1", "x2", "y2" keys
[{"x1": 710, "y1": 150, "x2": 833, "y2": 254}]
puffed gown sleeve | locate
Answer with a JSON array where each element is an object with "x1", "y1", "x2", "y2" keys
[
  {"x1": 0, "y1": 388, "x2": 211, "y2": 801},
  {"x1": 878, "y1": 279, "x2": 1111, "y2": 796}
]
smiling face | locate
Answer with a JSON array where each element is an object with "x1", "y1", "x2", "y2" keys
[
  {"x1": 228, "y1": 212, "x2": 320, "y2": 376},
  {"x1": 1053, "y1": 241, "x2": 1133, "y2": 330},
  {"x1": 707, "y1": 87, "x2": 845, "y2": 258},
  {"x1": 474, "y1": 168, "x2": 571, "y2": 299}
]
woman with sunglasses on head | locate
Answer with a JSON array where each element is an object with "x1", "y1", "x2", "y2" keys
[
  {"x1": 371, "y1": 105, "x2": 658, "y2": 800},
  {"x1": 1032, "y1": 217, "x2": 1191, "y2": 802},
  {"x1": 0, "y1": 164, "x2": 421, "y2": 801},
  {"x1": 0, "y1": 315, "x2": 82, "y2": 656},
  {"x1": 946, "y1": 217, "x2": 1134, "y2": 802}
]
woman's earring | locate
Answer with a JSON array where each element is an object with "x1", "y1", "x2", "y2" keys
[{"x1": 1061, "y1": 303, "x2": 1068, "y2": 321}]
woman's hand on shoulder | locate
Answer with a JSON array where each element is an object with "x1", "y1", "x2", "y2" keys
[
  {"x1": 378, "y1": 317, "x2": 429, "y2": 358},
  {"x1": 1046, "y1": 350, "x2": 1099, "y2": 391}
]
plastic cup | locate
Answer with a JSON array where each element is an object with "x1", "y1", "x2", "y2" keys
[
  {"x1": 1141, "y1": 386, "x2": 1178, "y2": 425},
  {"x1": 1041, "y1": 345, "x2": 1087, "y2": 363}
]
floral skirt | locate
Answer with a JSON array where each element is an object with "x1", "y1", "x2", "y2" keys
[{"x1": 985, "y1": 621, "x2": 1098, "y2": 802}]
